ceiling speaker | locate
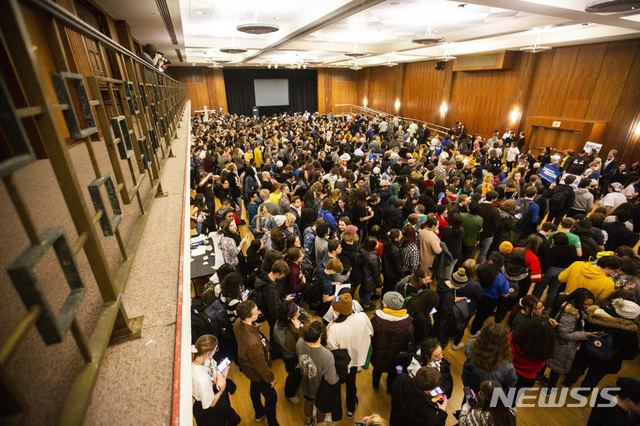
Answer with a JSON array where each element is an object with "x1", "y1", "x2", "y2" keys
[{"x1": 220, "y1": 48, "x2": 247, "y2": 54}]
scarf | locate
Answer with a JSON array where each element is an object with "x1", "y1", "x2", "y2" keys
[{"x1": 383, "y1": 308, "x2": 407, "y2": 317}]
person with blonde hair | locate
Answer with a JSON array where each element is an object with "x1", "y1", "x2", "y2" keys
[{"x1": 192, "y1": 334, "x2": 240, "y2": 425}]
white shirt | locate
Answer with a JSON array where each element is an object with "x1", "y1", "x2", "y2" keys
[
  {"x1": 506, "y1": 147, "x2": 520, "y2": 162},
  {"x1": 326, "y1": 312, "x2": 373, "y2": 369},
  {"x1": 622, "y1": 184, "x2": 637, "y2": 197},
  {"x1": 601, "y1": 192, "x2": 627, "y2": 212},
  {"x1": 192, "y1": 358, "x2": 218, "y2": 408}
]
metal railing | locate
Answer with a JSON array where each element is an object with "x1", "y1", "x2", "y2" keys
[
  {"x1": 0, "y1": 0, "x2": 185, "y2": 424},
  {"x1": 333, "y1": 104, "x2": 451, "y2": 139}
]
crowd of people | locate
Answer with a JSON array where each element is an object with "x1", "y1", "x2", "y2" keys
[{"x1": 189, "y1": 110, "x2": 640, "y2": 426}]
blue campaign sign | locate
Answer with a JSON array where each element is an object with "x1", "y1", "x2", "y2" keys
[{"x1": 538, "y1": 165, "x2": 560, "y2": 183}]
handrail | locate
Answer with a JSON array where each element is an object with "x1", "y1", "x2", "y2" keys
[
  {"x1": 334, "y1": 104, "x2": 451, "y2": 139},
  {"x1": 23, "y1": 0, "x2": 181, "y2": 85}
]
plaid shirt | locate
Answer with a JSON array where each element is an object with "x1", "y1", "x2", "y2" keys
[{"x1": 401, "y1": 244, "x2": 420, "y2": 276}]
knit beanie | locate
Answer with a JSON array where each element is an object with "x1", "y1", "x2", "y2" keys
[
  {"x1": 383, "y1": 291, "x2": 405, "y2": 310},
  {"x1": 451, "y1": 268, "x2": 468, "y2": 288},
  {"x1": 612, "y1": 298, "x2": 640, "y2": 320},
  {"x1": 332, "y1": 293, "x2": 353, "y2": 316},
  {"x1": 499, "y1": 241, "x2": 513, "y2": 255},
  {"x1": 344, "y1": 225, "x2": 358, "y2": 235}
]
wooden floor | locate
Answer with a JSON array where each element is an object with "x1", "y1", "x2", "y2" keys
[{"x1": 194, "y1": 195, "x2": 640, "y2": 425}]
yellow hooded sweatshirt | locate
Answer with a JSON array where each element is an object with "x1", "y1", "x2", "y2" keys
[{"x1": 559, "y1": 261, "x2": 614, "y2": 300}]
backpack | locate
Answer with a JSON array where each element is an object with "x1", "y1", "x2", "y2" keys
[
  {"x1": 586, "y1": 333, "x2": 617, "y2": 361},
  {"x1": 515, "y1": 199, "x2": 533, "y2": 226},
  {"x1": 191, "y1": 307, "x2": 211, "y2": 344},
  {"x1": 450, "y1": 291, "x2": 470, "y2": 335},
  {"x1": 549, "y1": 186, "x2": 570, "y2": 211},
  {"x1": 303, "y1": 275, "x2": 324, "y2": 310},
  {"x1": 205, "y1": 299, "x2": 233, "y2": 340}
]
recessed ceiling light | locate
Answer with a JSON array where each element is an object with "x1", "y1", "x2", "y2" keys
[
  {"x1": 237, "y1": 23, "x2": 279, "y2": 35},
  {"x1": 220, "y1": 48, "x2": 248, "y2": 54},
  {"x1": 195, "y1": 10, "x2": 205, "y2": 15}
]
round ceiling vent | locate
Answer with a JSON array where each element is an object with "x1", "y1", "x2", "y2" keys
[{"x1": 237, "y1": 23, "x2": 280, "y2": 34}]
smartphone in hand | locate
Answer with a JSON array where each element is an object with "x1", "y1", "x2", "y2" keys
[{"x1": 217, "y1": 357, "x2": 231, "y2": 374}]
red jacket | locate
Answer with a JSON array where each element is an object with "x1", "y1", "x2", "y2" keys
[
  {"x1": 514, "y1": 247, "x2": 542, "y2": 283},
  {"x1": 510, "y1": 334, "x2": 544, "y2": 379}
]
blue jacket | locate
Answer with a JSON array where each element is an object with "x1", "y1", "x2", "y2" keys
[
  {"x1": 318, "y1": 208, "x2": 338, "y2": 231},
  {"x1": 249, "y1": 215, "x2": 276, "y2": 238}
]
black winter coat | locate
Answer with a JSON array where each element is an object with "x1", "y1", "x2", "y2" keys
[
  {"x1": 390, "y1": 374, "x2": 447, "y2": 426},
  {"x1": 383, "y1": 205, "x2": 404, "y2": 232},
  {"x1": 382, "y1": 241, "x2": 404, "y2": 280}
]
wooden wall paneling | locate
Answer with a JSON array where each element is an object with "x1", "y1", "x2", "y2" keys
[
  {"x1": 560, "y1": 43, "x2": 608, "y2": 119},
  {"x1": 325, "y1": 69, "x2": 332, "y2": 114},
  {"x1": 115, "y1": 20, "x2": 135, "y2": 52},
  {"x1": 449, "y1": 57, "x2": 521, "y2": 138},
  {"x1": 317, "y1": 68, "x2": 327, "y2": 113},
  {"x1": 512, "y1": 52, "x2": 536, "y2": 137},
  {"x1": 331, "y1": 81, "x2": 356, "y2": 109},
  {"x1": 402, "y1": 61, "x2": 446, "y2": 124},
  {"x1": 367, "y1": 66, "x2": 397, "y2": 113},
  {"x1": 205, "y1": 68, "x2": 228, "y2": 113},
  {"x1": 395, "y1": 64, "x2": 405, "y2": 116},
  {"x1": 56, "y1": 0, "x2": 95, "y2": 76},
  {"x1": 538, "y1": 46, "x2": 580, "y2": 117},
  {"x1": 602, "y1": 44, "x2": 640, "y2": 161},
  {"x1": 438, "y1": 61, "x2": 453, "y2": 127},
  {"x1": 585, "y1": 40, "x2": 640, "y2": 123},
  {"x1": 523, "y1": 49, "x2": 554, "y2": 121},
  {"x1": 20, "y1": 4, "x2": 71, "y2": 140}
]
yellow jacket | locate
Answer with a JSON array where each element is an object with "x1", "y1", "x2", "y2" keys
[
  {"x1": 559, "y1": 261, "x2": 614, "y2": 299},
  {"x1": 254, "y1": 148, "x2": 263, "y2": 168}
]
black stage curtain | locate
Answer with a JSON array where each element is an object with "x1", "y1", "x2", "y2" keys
[{"x1": 222, "y1": 69, "x2": 317, "y2": 117}]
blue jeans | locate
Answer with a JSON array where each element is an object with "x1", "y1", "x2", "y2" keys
[
  {"x1": 533, "y1": 266, "x2": 564, "y2": 309},
  {"x1": 472, "y1": 236, "x2": 494, "y2": 264}
]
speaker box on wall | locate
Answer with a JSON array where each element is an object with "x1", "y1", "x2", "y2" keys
[{"x1": 435, "y1": 61, "x2": 446, "y2": 70}]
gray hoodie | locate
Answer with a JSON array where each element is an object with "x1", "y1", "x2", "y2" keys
[{"x1": 571, "y1": 188, "x2": 594, "y2": 213}]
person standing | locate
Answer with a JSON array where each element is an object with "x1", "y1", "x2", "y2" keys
[
  {"x1": 371, "y1": 291, "x2": 414, "y2": 393},
  {"x1": 382, "y1": 229, "x2": 404, "y2": 296},
  {"x1": 297, "y1": 320, "x2": 340, "y2": 426},
  {"x1": 390, "y1": 367, "x2": 448, "y2": 426},
  {"x1": 474, "y1": 191, "x2": 501, "y2": 264},
  {"x1": 234, "y1": 300, "x2": 279, "y2": 425},
  {"x1": 326, "y1": 293, "x2": 374, "y2": 419},
  {"x1": 460, "y1": 202, "x2": 483, "y2": 265}
]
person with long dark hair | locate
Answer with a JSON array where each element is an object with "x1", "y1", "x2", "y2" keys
[
  {"x1": 401, "y1": 225, "x2": 420, "y2": 276},
  {"x1": 469, "y1": 252, "x2": 512, "y2": 336},
  {"x1": 462, "y1": 323, "x2": 517, "y2": 393},
  {"x1": 510, "y1": 318, "x2": 556, "y2": 393},
  {"x1": 272, "y1": 300, "x2": 307, "y2": 405},
  {"x1": 362, "y1": 236, "x2": 383, "y2": 311},
  {"x1": 459, "y1": 380, "x2": 516, "y2": 426},
  {"x1": 440, "y1": 213, "x2": 465, "y2": 279},
  {"x1": 545, "y1": 288, "x2": 598, "y2": 394},
  {"x1": 406, "y1": 289, "x2": 440, "y2": 346},
  {"x1": 406, "y1": 337, "x2": 454, "y2": 398},
  {"x1": 349, "y1": 187, "x2": 374, "y2": 240}
]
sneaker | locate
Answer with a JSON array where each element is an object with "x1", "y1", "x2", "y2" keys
[
  {"x1": 469, "y1": 331, "x2": 479, "y2": 338},
  {"x1": 289, "y1": 395, "x2": 301, "y2": 404},
  {"x1": 536, "y1": 375, "x2": 549, "y2": 385},
  {"x1": 363, "y1": 304, "x2": 376, "y2": 312},
  {"x1": 305, "y1": 416, "x2": 314, "y2": 426},
  {"x1": 255, "y1": 414, "x2": 265, "y2": 422},
  {"x1": 452, "y1": 342, "x2": 465, "y2": 351},
  {"x1": 346, "y1": 402, "x2": 359, "y2": 419},
  {"x1": 324, "y1": 414, "x2": 332, "y2": 423}
]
